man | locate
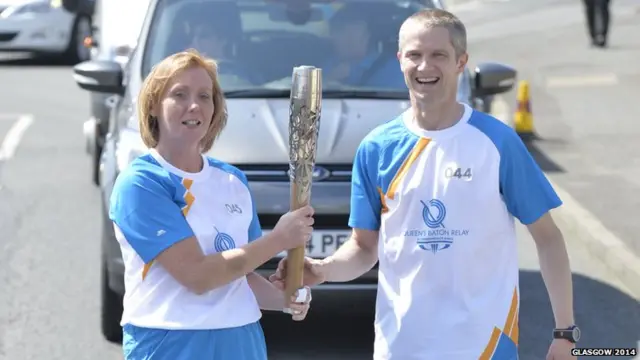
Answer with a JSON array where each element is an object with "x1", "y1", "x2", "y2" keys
[
  {"x1": 582, "y1": 0, "x2": 611, "y2": 47},
  {"x1": 322, "y1": 5, "x2": 406, "y2": 88},
  {"x1": 271, "y1": 8, "x2": 578, "y2": 360},
  {"x1": 184, "y1": 8, "x2": 259, "y2": 84}
]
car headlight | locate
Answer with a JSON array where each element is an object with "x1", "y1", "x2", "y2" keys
[{"x1": 0, "y1": 1, "x2": 54, "y2": 18}]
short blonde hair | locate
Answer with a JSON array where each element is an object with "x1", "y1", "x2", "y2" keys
[
  {"x1": 399, "y1": 8, "x2": 467, "y2": 58},
  {"x1": 138, "y1": 48, "x2": 227, "y2": 153}
]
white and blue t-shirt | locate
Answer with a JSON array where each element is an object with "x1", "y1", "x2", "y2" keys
[
  {"x1": 350, "y1": 103, "x2": 562, "y2": 360},
  {"x1": 109, "y1": 149, "x2": 263, "y2": 330}
]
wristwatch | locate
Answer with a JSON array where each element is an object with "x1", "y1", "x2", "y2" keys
[{"x1": 553, "y1": 325, "x2": 581, "y2": 343}]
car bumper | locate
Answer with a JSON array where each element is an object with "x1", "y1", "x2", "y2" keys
[
  {"x1": 0, "y1": 11, "x2": 71, "y2": 53},
  {"x1": 83, "y1": 117, "x2": 97, "y2": 154}
]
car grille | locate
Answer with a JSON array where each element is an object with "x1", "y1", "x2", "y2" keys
[
  {"x1": 0, "y1": 32, "x2": 18, "y2": 42},
  {"x1": 257, "y1": 212, "x2": 380, "y2": 282},
  {"x1": 235, "y1": 163, "x2": 352, "y2": 182}
]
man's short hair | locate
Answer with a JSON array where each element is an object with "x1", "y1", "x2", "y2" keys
[{"x1": 399, "y1": 8, "x2": 467, "y2": 57}]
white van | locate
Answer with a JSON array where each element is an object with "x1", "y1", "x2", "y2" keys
[{"x1": 72, "y1": 0, "x2": 517, "y2": 343}]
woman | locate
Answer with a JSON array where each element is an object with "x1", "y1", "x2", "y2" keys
[{"x1": 108, "y1": 49, "x2": 314, "y2": 360}]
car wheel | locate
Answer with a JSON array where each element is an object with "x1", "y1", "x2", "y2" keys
[
  {"x1": 101, "y1": 261, "x2": 123, "y2": 343},
  {"x1": 92, "y1": 142, "x2": 102, "y2": 186},
  {"x1": 64, "y1": 14, "x2": 92, "y2": 64}
]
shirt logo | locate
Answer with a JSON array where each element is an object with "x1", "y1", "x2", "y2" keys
[
  {"x1": 225, "y1": 204, "x2": 243, "y2": 214},
  {"x1": 214, "y1": 227, "x2": 236, "y2": 252},
  {"x1": 422, "y1": 199, "x2": 446, "y2": 228},
  {"x1": 403, "y1": 199, "x2": 470, "y2": 254}
]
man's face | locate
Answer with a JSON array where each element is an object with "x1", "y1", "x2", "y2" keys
[
  {"x1": 397, "y1": 24, "x2": 467, "y2": 105},
  {"x1": 191, "y1": 25, "x2": 227, "y2": 59},
  {"x1": 331, "y1": 21, "x2": 370, "y2": 60}
]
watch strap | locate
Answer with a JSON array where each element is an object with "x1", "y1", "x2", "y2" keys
[{"x1": 553, "y1": 325, "x2": 579, "y2": 343}]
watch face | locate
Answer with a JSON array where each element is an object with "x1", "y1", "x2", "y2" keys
[{"x1": 572, "y1": 327, "x2": 581, "y2": 341}]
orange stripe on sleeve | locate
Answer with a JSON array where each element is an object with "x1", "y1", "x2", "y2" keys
[
  {"x1": 142, "y1": 178, "x2": 195, "y2": 281},
  {"x1": 181, "y1": 178, "x2": 195, "y2": 217},
  {"x1": 142, "y1": 262, "x2": 153, "y2": 280},
  {"x1": 510, "y1": 313, "x2": 519, "y2": 346},
  {"x1": 377, "y1": 187, "x2": 389, "y2": 213},
  {"x1": 386, "y1": 138, "x2": 430, "y2": 200},
  {"x1": 504, "y1": 288, "x2": 519, "y2": 337},
  {"x1": 479, "y1": 327, "x2": 501, "y2": 360}
]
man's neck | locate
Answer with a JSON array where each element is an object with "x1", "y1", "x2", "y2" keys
[{"x1": 411, "y1": 99, "x2": 464, "y2": 131}]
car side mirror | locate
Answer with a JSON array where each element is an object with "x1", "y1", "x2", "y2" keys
[
  {"x1": 474, "y1": 62, "x2": 517, "y2": 97},
  {"x1": 73, "y1": 60, "x2": 125, "y2": 95},
  {"x1": 61, "y1": 0, "x2": 80, "y2": 12}
]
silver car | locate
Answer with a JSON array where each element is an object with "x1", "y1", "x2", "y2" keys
[
  {"x1": 72, "y1": 0, "x2": 516, "y2": 343},
  {"x1": 81, "y1": 0, "x2": 149, "y2": 185}
]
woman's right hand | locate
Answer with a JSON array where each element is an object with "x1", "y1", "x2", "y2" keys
[{"x1": 272, "y1": 205, "x2": 314, "y2": 250}]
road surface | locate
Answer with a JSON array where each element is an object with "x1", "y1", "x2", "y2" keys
[{"x1": 0, "y1": 1, "x2": 639, "y2": 359}]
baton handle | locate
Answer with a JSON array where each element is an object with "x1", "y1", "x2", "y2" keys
[{"x1": 284, "y1": 181, "x2": 307, "y2": 301}]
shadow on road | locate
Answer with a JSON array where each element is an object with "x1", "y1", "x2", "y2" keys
[
  {"x1": 523, "y1": 138, "x2": 566, "y2": 173},
  {"x1": 519, "y1": 271, "x2": 640, "y2": 360},
  {"x1": 0, "y1": 53, "x2": 72, "y2": 67},
  {"x1": 261, "y1": 271, "x2": 640, "y2": 359}
]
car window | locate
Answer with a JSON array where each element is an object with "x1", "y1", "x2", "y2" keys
[{"x1": 141, "y1": 0, "x2": 430, "y2": 94}]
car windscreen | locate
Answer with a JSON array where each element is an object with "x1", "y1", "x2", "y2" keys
[{"x1": 140, "y1": 0, "x2": 429, "y2": 97}]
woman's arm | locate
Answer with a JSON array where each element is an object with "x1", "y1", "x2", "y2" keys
[
  {"x1": 156, "y1": 233, "x2": 283, "y2": 295},
  {"x1": 111, "y1": 169, "x2": 313, "y2": 295},
  {"x1": 153, "y1": 205, "x2": 313, "y2": 295},
  {"x1": 246, "y1": 272, "x2": 286, "y2": 311}
]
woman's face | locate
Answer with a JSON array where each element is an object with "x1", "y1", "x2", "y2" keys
[{"x1": 154, "y1": 66, "x2": 215, "y2": 149}]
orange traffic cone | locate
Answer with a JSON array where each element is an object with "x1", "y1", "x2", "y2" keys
[{"x1": 513, "y1": 80, "x2": 535, "y2": 140}]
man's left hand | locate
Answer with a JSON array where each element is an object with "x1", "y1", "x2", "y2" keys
[
  {"x1": 282, "y1": 286, "x2": 312, "y2": 321},
  {"x1": 546, "y1": 339, "x2": 576, "y2": 360}
]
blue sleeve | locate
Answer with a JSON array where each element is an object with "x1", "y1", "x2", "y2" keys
[
  {"x1": 109, "y1": 171, "x2": 195, "y2": 263},
  {"x1": 348, "y1": 139, "x2": 382, "y2": 230},
  {"x1": 247, "y1": 191, "x2": 262, "y2": 242},
  {"x1": 499, "y1": 132, "x2": 562, "y2": 225}
]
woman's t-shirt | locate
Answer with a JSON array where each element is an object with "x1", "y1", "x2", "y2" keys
[{"x1": 109, "y1": 148, "x2": 262, "y2": 330}]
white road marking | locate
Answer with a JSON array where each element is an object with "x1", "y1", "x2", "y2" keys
[
  {"x1": 550, "y1": 178, "x2": 640, "y2": 299},
  {"x1": 0, "y1": 114, "x2": 34, "y2": 162},
  {"x1": 546, "y1": 73, "x2": 619, "y2": 88}
]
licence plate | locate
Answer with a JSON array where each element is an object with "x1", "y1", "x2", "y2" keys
[{"x1": 262, "y1": 230, "x2": 351, "y2": 258}]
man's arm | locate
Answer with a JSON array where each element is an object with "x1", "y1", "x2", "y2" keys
[
  {"x1": 246, "y1": 272, "x2": 286, "y2": 311},
  {"x1": 494, "y1": 126, "x2": 575, "y2": 330},
  {"x1": 528, "y1": 213, "x2": 575, "y2": 328},
  {"x1": 317, "y1": 136, "x2": 382, "y2": 282},
  {"x1": 319, "y1": 228, "x2": 379, "y2": 282}
]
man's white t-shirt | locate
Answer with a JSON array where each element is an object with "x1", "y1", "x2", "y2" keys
[
  {"x1": 109, "y1": 149, "x2": 263, "y2": 330},
  {"x1": 349, "y1": 104, "x2": 562, "y2": 359}
]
